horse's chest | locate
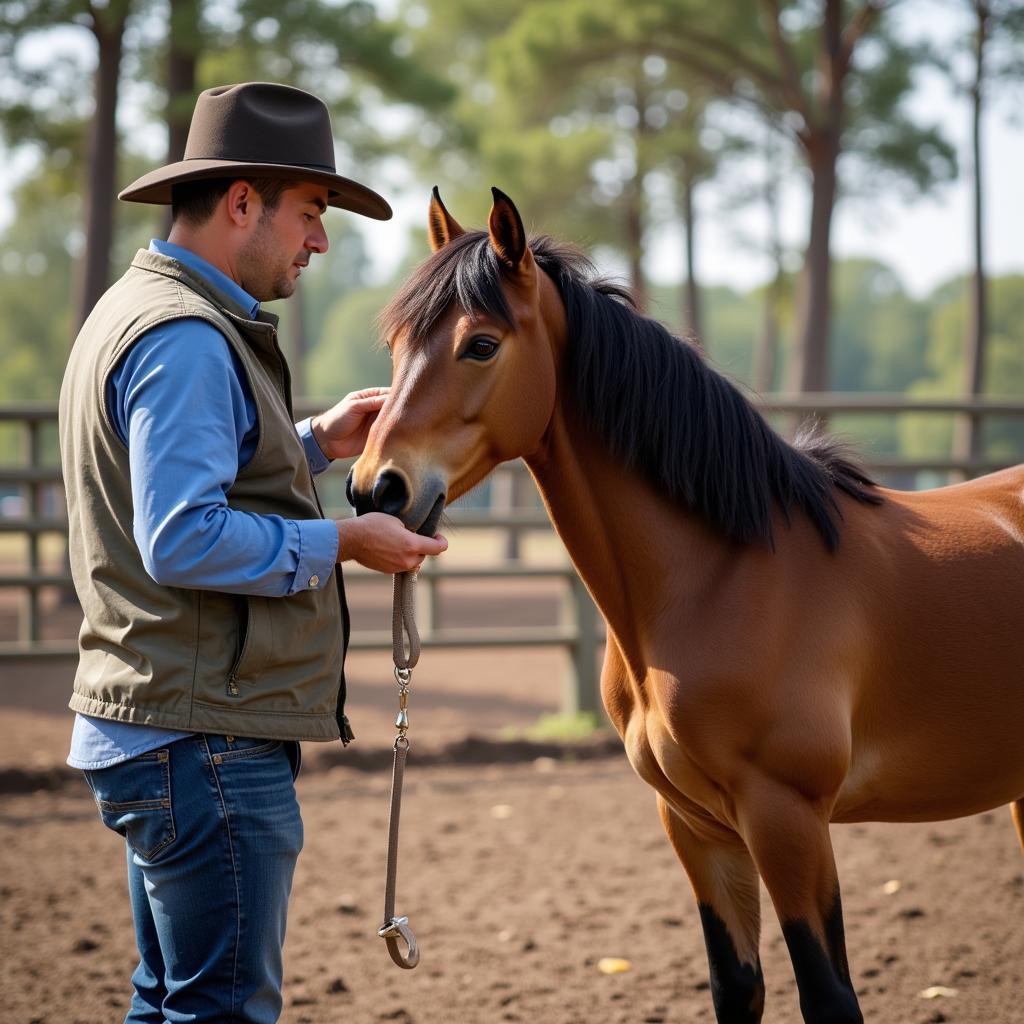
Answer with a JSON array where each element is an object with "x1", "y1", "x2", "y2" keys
[
  {"x1": 622, "y1": 708, "x2": 740, "y2": 834},
  {"x1": 602, "y1": 650, "x2": 742, "y2": 831}
]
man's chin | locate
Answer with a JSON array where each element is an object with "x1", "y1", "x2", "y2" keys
[{"x1": 254, "y1": 278, "x2": 296, "y2": 303}]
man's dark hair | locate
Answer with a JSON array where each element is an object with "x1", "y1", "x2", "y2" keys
[{"x1": 170, "y1": 177, "x2": 294, "y2": 226}]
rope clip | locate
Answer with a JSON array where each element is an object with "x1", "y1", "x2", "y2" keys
[{"x1": 378, "y1": 915, "x2": 420, "y2": 969}]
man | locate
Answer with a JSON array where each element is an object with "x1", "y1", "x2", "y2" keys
[{"x1": 58, "y1": 82, "x2": 445, "y2": 1023}]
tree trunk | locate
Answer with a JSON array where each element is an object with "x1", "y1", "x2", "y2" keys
[
  {"x1": 625, "y1": 68, "x2": 649, "y2": 312},
  {"x1": 755, "y1": 274, "x2": 783, "y2": 394},
  {"x1": 681, "y1": 168, "x2": 703, "y2": 347},
  {"x1": 788, "y1": 142, "x2": 838, "y2": 395},
  {"x1": 753, "y1": 128, "x2": 783, "y2": 392},
  {"x1": 163, "y1": 0, "x2": 200, "y2": 236},
  {"x1": 75, "y1": 4, "x2": 128, "y2": 332},
  {"x1": 624, "y1": 196, "x2": 645, "y2": 311},
  {"x1": 954, "y1": 0, "x2": 989, "y2": 471},
  {"x1": 64, "y1": 2, "x2": 128, "y2": 604},
  {"x1": 787, "y1": 0, "x2": 844, "y2": 397}
]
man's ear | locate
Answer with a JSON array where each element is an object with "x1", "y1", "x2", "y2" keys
[
  {"x1": 225, "y1": 180, "x2": 257, "y2": 227},
  {"x1": 428, "y1": 186, "x2": 465, "y2": 252},
  {"x1": 487, "y1": 187, "x2": 527, "y2": 269}
]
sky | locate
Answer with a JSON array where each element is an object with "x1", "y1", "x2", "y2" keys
[{"x1": 1, "y1": 1, "x2": 1022, "y2": 299}]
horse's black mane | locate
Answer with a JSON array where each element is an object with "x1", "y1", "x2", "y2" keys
[{"x1": 380, "y1": 231, "x2": 881, "y2": 550}]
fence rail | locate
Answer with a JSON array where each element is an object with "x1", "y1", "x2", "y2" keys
[{"x1": 3, "y1": 396, "x2": 1023, "y2": 716}]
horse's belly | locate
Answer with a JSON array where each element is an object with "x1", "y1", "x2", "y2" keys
[{"x1": 833, "y1": 742, "x2": 1024, "y2": 823}]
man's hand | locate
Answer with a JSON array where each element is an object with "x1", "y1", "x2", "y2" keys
[
  {"x1": 311, "y1": 387, "x2": 389, "y2": 461},
  {"x1": 337, "y1": 512, "x2": 448, "y2": 574}
]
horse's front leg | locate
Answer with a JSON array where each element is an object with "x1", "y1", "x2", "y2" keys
[
  {"x1": 737, "y1": 774, "x2": 863, "y2": 1024},
  {"x1": 657, "y1": 796, "x2": 765, "y2": 1023}
]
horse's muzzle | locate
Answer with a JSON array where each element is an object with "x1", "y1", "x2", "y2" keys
[{"x1": 347, "y1": 467, "x2": 446, "y2": 535}]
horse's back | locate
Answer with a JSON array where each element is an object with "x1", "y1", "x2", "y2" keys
[{"x1": 894, "y1": 461, "x2": 1024, "y2": 533}]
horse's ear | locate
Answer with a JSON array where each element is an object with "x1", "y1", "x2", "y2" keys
[
  {"x1": 488, "y1": 187, "x2": 529, "y2": 272},
  {"x1": 428, "y1": 186, "x2": 465, "y2": 252}
]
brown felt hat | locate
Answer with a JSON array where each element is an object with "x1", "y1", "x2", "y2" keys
[{"x1": 118, "y1": 82, "x2": 392, "y2": 220}]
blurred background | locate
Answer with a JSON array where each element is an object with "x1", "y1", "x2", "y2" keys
[
  {"x1": 2, "y1": 0, "x2": 1024, "y2": 442},
  {"x1": 1, "y1": 0, "x2": 1023, "y2": 725},
  {"x1": 3, "y1": 11, "x2": 1024, "y2": 1018}
]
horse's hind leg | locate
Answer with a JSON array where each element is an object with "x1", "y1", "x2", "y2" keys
[
  {"x1": 657, "y1": 796, "x2": 766, "y2": 1023},
  {"x1": 1012, "y1": 799, "x2": 1024, "y2": 853},
  {"x1": 737, "y1": 776, "x2": 863, "y2": 1024}
]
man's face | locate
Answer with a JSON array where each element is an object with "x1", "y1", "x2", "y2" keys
[{"x1": 237, "y1": 181, "x2": 330, "y2": 302}]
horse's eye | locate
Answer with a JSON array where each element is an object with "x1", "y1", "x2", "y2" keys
[{"x1": 463, "y1": 336, "x2": 499, "y2": 361}]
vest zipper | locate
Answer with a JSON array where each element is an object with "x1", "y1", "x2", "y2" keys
[{"x1": 226, "y1": 595, "x2": 249, "y2": 696}]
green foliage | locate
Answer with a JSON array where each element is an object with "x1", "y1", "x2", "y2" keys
[
  {"x1": 195, "y1": 0, "x2": 454, "y2": 162},
  {"x1": 0, "y1": 181, "x2": 76, "y2": 405},
  {"x1": 648, "y1": 280, "x2": 769, "y2": 383},
  {"x1": 1, "y1": 0, "x2": 1021, "y2": 481},
  {"x1": 648, "y1": 263, "x2": 1022, "y2": 464},
  {"x1": 482, "y1": 0, "x2": 733, "y2": 272},
  {"x1": 516, "y1": 710, "x2": 609, "y2": 741},
  {"x1": 305, "y1": 284, "x2": 395, "y2": 400},
  {"x1": 0, "y1": 0, "x2": 98, "y2": 173},
  {"x1": 829, "y1": 260, "x2": 931, "y2": 392},
  {"x1": 902, "y1": 275, "x2": 1024, "y2": 459},
  {"x1": 842, "y1": 26, "x2": 958, "y2": 197}
]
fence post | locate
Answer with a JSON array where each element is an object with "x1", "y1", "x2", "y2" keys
[
  {"x1": 415, "y1": 574, "x2": 438, "y2": 639},
  {"x1": 953, "y1": 409, "x2": 983, "y2": 481},
  {"x1": 490, "y1": 466, "x2": 521, "y2": 560},
  {"x1": 564, "y1": 571, "x2": 599, "y2": 716},
  {"x1": 23, "y1": 419, "x2": 41, "y2": 644}
]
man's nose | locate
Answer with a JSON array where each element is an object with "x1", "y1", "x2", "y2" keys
[{"x1": 308, "y1": 222, "x2": 328, "y2": 254}]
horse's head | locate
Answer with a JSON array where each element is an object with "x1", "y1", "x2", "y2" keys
[{"x1": 349, "y1": 188, "x2": 564, "y2": 531}]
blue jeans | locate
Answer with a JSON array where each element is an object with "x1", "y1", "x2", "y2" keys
[{"x1": 84, "y1": 734, "x2": 303, "y2": 1023}]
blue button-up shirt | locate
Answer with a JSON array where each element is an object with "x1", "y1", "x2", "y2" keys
[{"x1": 68, "y1": 239, "x2": 339, "y2": 770}]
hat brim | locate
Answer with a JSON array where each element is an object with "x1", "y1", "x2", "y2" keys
[{"x1": 118, "y1": 159, "x2": 392, "y2": 220}]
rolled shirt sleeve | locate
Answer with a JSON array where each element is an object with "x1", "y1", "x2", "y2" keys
[{"x1": 110, "y1": 320, "x2": 338, "y2": 598}]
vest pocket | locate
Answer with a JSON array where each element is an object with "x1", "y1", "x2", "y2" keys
[
  {"x1": 84, "y1": 749, "x2": 176, "y2": 861},
  {"x1": 227, "y1": 595, "x2": 275, "y2": 693}
]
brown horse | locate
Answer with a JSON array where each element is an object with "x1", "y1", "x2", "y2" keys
[{"x1": 349, "y1": 187, "x2": 1024, "y2": 1023}]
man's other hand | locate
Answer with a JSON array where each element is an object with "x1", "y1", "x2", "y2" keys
[
  {"x1": 312, "y1": 387, "x2": 388, "y2": 461},
  {"x1": 336, "y1": 512, "x2": 447, "y2": 574}
]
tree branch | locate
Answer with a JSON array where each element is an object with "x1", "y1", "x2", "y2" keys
[
  {"x1": 660, "y1": 23, "x2": 787, "y2": 105},
  {"x1": 570, "y1": 38, "x2": 797, "y2": 139},
  {"x1": 758, "y1": 0, "x2": 814, "y2": 127},
  {"x1": 837, "y1": 1, "x2": 887, "y2": 77}
]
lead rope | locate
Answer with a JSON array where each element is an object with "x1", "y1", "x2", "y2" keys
[{"x1": 377, "y1": 567, "x2": 421, "y2": 969}]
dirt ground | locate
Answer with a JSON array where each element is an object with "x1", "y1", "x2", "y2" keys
[
  {"x1": 3, "y1": 756, "x2": 1023, "y2": 1024},
  {"x1": 1, "y1": 577, "x2": 1023, "y2": 1023}
]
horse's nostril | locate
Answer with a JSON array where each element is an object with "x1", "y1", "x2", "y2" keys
[
  {"x1": 347, "y1": 468, "x2": 377, "y2": 516},
  {"x1": 372, "y1": 470, "x2": 409, "y2": 517}
]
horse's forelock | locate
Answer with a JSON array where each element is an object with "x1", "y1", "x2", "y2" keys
[
  {"x1": 377, "y1": 232, "x2": 517, "y2": 349},
  {"x1": 377, "y1": 232, "x2": 608, "y2": 350}
]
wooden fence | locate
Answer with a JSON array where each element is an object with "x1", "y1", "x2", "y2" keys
[{"x1": 1, "y1": 395, "x2": 1022, "y2": 714}]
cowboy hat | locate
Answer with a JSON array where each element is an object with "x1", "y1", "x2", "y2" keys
[{"x1": 118, "y1": 82, "x2": 392, "y2": 220}]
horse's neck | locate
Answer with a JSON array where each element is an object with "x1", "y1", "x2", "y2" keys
[{"x1": 525, "y1": 404, "x2": 735, "y2": 666}]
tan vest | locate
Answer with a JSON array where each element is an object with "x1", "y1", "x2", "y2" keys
[{"x1": 59, "y1": 249, "x2": 352, "y2": 743}]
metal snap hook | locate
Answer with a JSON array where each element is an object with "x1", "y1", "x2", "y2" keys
[{"x1": 378, "y1": 915, "x2": 420, "y2": 969}]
